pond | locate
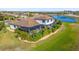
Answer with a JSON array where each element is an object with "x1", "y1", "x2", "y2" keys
[{"x1": 53, "y1": 16, "x2": 76, "y2": 22}]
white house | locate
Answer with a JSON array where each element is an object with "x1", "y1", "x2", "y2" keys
[
  {"x1": 34, "y1": 14, "x2": 55, "y2": 25},
  {"x1": 5, "y1": 14, "x2": 55, "y2": 30},
  {"x1": 36, "y1": 18, "x2": 55, "y2": 25},
  {"x1": 10, "y1": 25, "x2": 17, "y2": 30}
]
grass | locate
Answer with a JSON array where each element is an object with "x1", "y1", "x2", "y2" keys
[
  {"x1": 0, "y1": 29, "x2": 32, "y2": 50},
  {"x1": 0, "y1": 22, "x2": 78, "y2": 51},
  {"x1": 32, "y1": 22, "x2": 79, "y2": 51},
  {"x1": 0, "y1": 20, "x2": 79, "y2": 51}
]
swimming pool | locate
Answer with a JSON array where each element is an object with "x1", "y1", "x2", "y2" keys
[{"x1": 53, "y1": 16, "x2": 76, "y2": 22}]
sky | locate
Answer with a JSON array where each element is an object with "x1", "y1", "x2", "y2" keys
[{"x1": 0, "y1": 8, "x2": 79, "y2": 11}]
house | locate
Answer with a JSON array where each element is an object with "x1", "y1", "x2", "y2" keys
[
  {"x1": 34, "y1": 14, "x2": 55, "y2": 26},
  {"x1": 5, "y1": 14, "x2": 55, "y2": 32},
  {"x1": 5, "y1": 18, "x2": 42, "y2": 32}
]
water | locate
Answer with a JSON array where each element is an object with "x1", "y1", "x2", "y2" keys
[{"x1": 53, "y1": 16, "x2": 76, "y2": 22}]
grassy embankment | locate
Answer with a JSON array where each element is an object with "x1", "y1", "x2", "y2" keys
[
  {"x1": 0, "y1": 28, "x2": 33, "y2": 50},
  {"x1": 0, "y1": 16, "x2": 79, "y2": 51},
  {"x1": 32, "y1": 22, "x2": 79, "y2": 51}
]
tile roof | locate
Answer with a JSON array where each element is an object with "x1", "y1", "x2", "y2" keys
[
  {"x1": 5, "y1": 14, "x2": 53, "y2": 27},
  {"x1": 6, "y1": 18, "x2": 40, "y2": 27}
]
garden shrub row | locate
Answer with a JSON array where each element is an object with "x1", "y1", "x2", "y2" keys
[{"x1": 15, "y1": 20, "x2": 62, "y2": 41}]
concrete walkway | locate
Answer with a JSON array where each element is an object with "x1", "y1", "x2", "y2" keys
[{"x1": 21, "y1": 24, "x2": 64, "y2": 44}]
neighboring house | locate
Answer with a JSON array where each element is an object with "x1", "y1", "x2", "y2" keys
[{"x1": 5, "y1": 14, "x2": 55, "y2": 32}]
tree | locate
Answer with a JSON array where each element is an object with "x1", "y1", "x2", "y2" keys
[
  {"x1": 0, "y1": 22, "x2": 5, "y2": 31},
  {"x1": 57, "y1": 20, "x2": 62, "y2": 25},
  {"x1": 0, "y1": 15, "x2": 4, "y2": 21},
  {"x1": 43, "y1": 26, "x2": 49, "y2": 36},
  {"x1": 15, "y1": 29, "x2": 28, "y2": 40}
]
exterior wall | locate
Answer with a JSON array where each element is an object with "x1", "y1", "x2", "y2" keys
[
  {"x1": 10, "y1": 25, "x2": 17, "y2": 30},
  {"x1": 19, "y1": 25, "x2": 42, "y2": 32},
  {"x1": 45, "y1": 19, "x2": 55, "y2": 25},
  {"x1": 4, "y1": 20, "x2": 10, "y2": 25},
  {"x1": 5, "y1": 22, "x2": 9, "y2": 25},
  {"x1": 36, "y1": 18, "x2": 55, "y2": 25},
  {"x1": 36, "y1": 20, "x2": 43, "y2": 24}
]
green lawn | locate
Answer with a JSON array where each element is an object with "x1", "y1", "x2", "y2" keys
[
  {"x1": 32, "y1": 23, "x2": 79, "y2": 51},
  {"x1": 0, "y1": 22, "x2": 79, "y2": 51}
]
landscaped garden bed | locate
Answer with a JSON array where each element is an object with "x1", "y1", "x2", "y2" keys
[{"x1": 15, "y1": 20, "x2": 62, "y2": 42}]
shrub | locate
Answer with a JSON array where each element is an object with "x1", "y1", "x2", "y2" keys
[
  {"x1": 31, "y1": 30, "x2": 43, "y2": 41},
  {"x1": 15, "y1": 29, "x2": 32, "y2": 40},
  {"x1": 43, "y1": 26, "x2": 49, "y2": 36},
  {"x1": 0, "y1": 22, "x2": 5, "y2": 31}
]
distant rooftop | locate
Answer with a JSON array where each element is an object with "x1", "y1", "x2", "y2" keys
[{"x1": 34, "y1": 14, "x2": 52, "y2": 20}]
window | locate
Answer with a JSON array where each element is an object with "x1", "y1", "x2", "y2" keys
[
  {"x1": 14, "y1": 25, "x2": 16, "y2": 28},
  {"x1": 51, "y1": 19, "x2": 52, "y2": 21},
  {"x1": 42, "y1": 20, "x2": 45, "y2": 23},
  {"x1": 47, "y1": 20, "x2": 49, "y2": 23}
]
